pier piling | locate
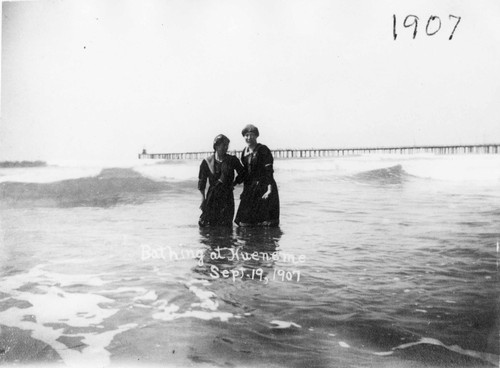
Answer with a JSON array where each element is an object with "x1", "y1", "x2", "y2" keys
[{"x1": 138, "y1": 144, "x2": 500, "y2": 160}]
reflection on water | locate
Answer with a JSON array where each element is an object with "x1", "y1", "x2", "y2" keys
[{"x1": 198, "y1": 226, "x2": 283, "y2": 249}]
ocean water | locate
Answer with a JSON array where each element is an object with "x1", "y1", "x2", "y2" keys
[{"x1": 0, "y1": 154, "x2": 499, "y2": 368}]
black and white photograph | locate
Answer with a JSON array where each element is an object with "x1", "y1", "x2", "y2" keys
[{"x1": 0, "y1": 0, "x2": 499, "y2": 367}]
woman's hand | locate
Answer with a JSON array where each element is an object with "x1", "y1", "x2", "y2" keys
[
  {"x1": 199, "y1": 191, "x2": 206, "y2": 210},
  {"x1": 262, "y1": 184, "x2": 272, "y2": 200},
  {"x1": 262, "y1": 190, "x2": 271, "y2": 200}
]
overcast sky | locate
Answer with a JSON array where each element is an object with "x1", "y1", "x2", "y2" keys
[{"x1": 1, "y1": 0, "x2": 499, "y2": 161}]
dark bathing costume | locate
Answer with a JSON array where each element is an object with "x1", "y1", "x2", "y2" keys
[
  {"x1": 235, "y1": 143, "x2": 280, "y2": 226},
  {"x1": 198, "y1": 154, "x2": 244, "y2": 227}
]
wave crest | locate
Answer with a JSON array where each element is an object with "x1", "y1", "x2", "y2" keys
[
  {"x1": 352, "y1": 165, "x2": 411, "y2": 184},
  {"x1": 0, "y1": 168, "x2": 178, "y2": 208}
]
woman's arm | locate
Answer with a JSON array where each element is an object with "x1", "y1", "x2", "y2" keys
[
  {"x1": 199, "y1": 190, "x2": 206, "y2": 209},
  {"x1": 233, "y1": 155, "x2": 246, "y2": 186},
  {"x1": 198, "y1": 160, "x2": 208, "y2": 209},
  {"x1": 260, "y1": 145, "x2": 274, "y2": 199}
]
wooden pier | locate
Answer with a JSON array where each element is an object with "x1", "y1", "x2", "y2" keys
[{"x1": 138, "y1": 144, "x2": 500, "y2": 160}]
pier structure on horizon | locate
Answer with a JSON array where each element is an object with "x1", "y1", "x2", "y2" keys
[{"x1": 138, "y1": 144, "x2": 500, "y2": 160}]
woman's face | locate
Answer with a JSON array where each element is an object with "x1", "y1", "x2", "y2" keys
[
  {"x1": 215, "y1": 141, "x2": 229, "y2": 155},
  {"x1": 244, "y1": 132, "x2": 258, "y2": 146}
]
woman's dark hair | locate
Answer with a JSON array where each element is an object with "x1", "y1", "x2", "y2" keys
[{"x1": 213, "y1": 134, "x2": 230, "y2": 150}]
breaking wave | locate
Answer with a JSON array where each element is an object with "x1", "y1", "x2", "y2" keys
[
  {"x1": 352, "y1": 164, "x2": 412, "y2": 184},
  {"x1": 0, "y1": 168, "x2": 193, "y2": 208},
  {"x1": 374, "y1": 337, "x2": 498, "y2": 367}
]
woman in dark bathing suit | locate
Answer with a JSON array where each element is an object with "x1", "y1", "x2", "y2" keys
[
  {"x1": 198, "y1": 134, "x2": 244, "y2": 227},
  {"x1": 234, "y1": 124, "x2": 280, "y2": 227}
]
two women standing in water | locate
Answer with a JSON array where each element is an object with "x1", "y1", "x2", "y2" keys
[{"x1": 198, "y1": 124, "x2": 280, "y2": 227}]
